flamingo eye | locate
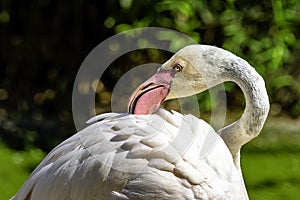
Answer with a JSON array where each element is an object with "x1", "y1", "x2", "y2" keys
[{"x1": 173, "y1": 64, "x2": 183, "y2": 72}]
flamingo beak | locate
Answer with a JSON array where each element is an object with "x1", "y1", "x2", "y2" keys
[{"x1": 128, "y1": 69, "x2": 176, "y2": 114}]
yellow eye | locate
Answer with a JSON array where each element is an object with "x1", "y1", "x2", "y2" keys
[{"x1": 173, "y1": 64, "x2": 183, "y2": 72}]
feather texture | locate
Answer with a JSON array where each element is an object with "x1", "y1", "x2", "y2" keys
[{"x1": 11, "y1": 108, "x2": 248, "y2": 200}]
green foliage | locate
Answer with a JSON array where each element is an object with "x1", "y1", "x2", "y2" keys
[
  {"x1": 220, "y1": 0, "x2": 300, "y2": 117},
  {"x1": 1, "y1": 0, "x2": 300, "y2": 151},
  {"x1": 111, "y1": 0, "x2": 300, "y2": 117}
]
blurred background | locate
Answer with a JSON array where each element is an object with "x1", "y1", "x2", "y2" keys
[{"x1": 1, "y1": 0, "x2": 300, "y2": 199}]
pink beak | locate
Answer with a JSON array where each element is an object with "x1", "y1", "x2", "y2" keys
[{"x1": 128, "y1": 69, "x2": 176, "y2": 114}]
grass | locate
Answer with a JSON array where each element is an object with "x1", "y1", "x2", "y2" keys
[
  {"x1": 241, "y1": 116, "x2": 300, "y2": 199},
  {"x1": 1, "y1": 116, "x2": 300, "y2": 199},
  {"x1": 242, "y1": 152, "x2": 300, "y2": 200},
  {"x1": 0, "y1": 144, "x2": 44, "y2": 199}
]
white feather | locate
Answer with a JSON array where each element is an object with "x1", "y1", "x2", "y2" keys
[{"x1": 11, "y1": 109, "x2": 248, "y2": 200}]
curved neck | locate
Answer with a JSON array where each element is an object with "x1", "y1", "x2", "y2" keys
[{"x1": 217, "y1": 57, "x2": 269, "y2": 165}]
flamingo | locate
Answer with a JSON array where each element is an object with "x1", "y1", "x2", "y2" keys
[{"x1": 11, "y1": 45, "x2": 269, "y2": 200}]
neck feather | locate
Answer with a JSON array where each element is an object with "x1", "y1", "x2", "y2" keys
[{"x1": 217, "y1": 55, "x2": 269, "y2": 164}]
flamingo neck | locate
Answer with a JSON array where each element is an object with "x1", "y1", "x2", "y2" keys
[{"x1": 217, "y1": 57, "x2": 269, "y2": 166}]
